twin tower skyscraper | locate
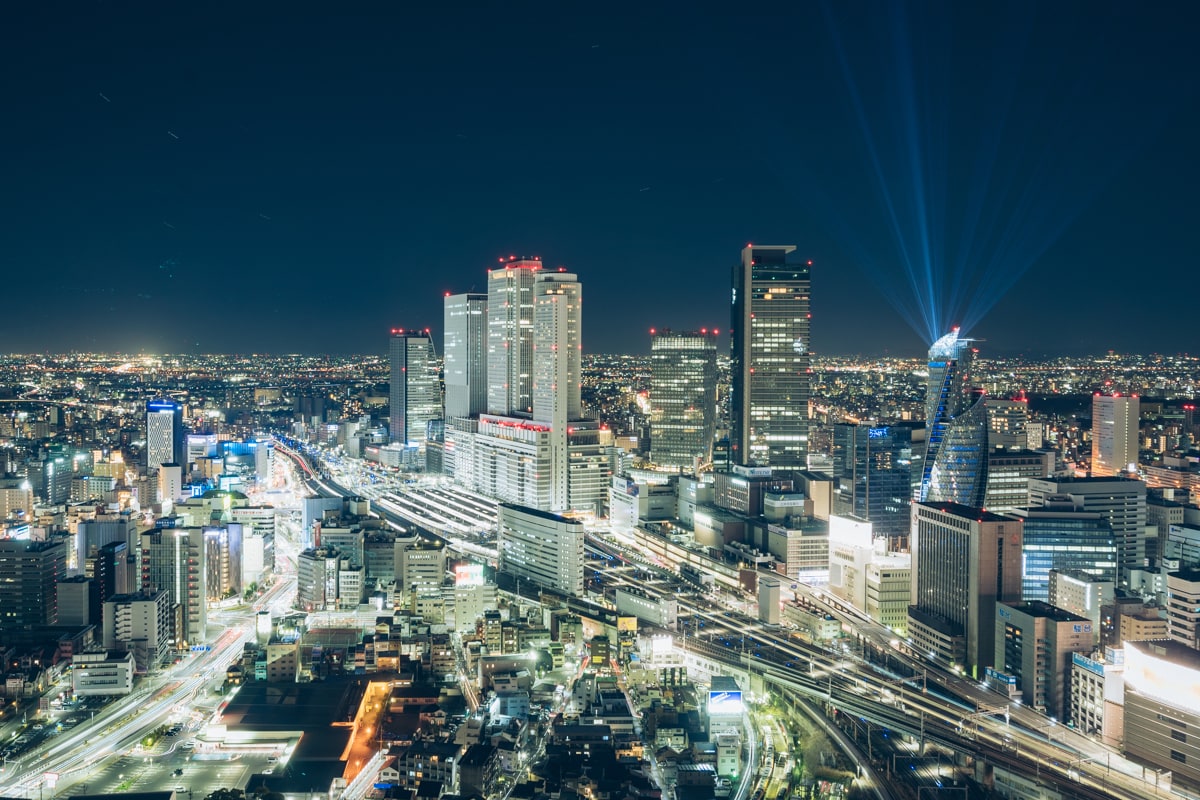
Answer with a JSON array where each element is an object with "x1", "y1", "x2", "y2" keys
[{"x1": 441, "y1": 258, "x2": 607, "y2": 515}]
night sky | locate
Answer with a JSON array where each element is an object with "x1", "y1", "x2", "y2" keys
[{"x1": 3, "y1": 2, "x2": 1197, "y2": 357}]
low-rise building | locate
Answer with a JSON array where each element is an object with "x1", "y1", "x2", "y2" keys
[{"x1": 72, "y1": 651, "x2": 135, "y2": 696}]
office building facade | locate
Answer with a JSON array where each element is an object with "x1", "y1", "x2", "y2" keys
[
  {"x1": 1028, "y1": 476, "x2": 1148, "y2": 584},
  {"x1": 908, "y1": 502, "x2": 1022, "y2": 677},
  {"x1": 1011, "y1": 500, "x2": 1117, "y2": 601},
  {"x1": 1091, "y1": 393, "x2": 1139, "y2": 477},
  {"x1": 389, "y1": 329, "x2": 440, "y2": 446},
  {"x1": 0, "y1": 539, "x2": 66, "y2": 628},
  {"x1": 832, "y1": 423, "x2": 914, "y2": 550},
  {"x1": 730, "y1": 244, "x2": 811, "y2": 468},
  {"x1": 649, "y1": 329, "x2": 719, "y2": 472},
  {"x1": 487, "y1": 257, "x2": 542, "y2": 416},
  {"x1": 444, "y1": 292, "x2": 488, "y2": 419},
  {"x1": 498, "y1": 503, "x2": 585, "y2": 597}
]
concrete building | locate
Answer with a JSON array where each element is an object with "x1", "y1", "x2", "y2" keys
[
  {"x1": 908, "y1": 503, "x2": 1022, "y2": 677},
  {"x1": 0, "y1": 476, "x2": 34, "y2": 521},
  {"x1": 497, "y1": 503, "x2": 584, "y2": 597},
  {"x1": 72, "y1": 651, "x2": 135, "y2": 696},
  {"x1": 102, "y1": 589, "x2": 172, "y2": 671},
  {"x1": 1091, "y1": 393, "x2": 1139, "y2": 478},
  {"x1": 1167, "y1": 568, "x2": 1200, "y2": 650},
  {"x1": 987, "y1": 397, "x2": 1032, "y2": 451},
  {"x1": 140, "y1": 526, "x2": 206, "y2": 646},
  {"x1": 1068, "y1": 649, "x2": 1125, "y2": 745},
  {"x1": 1048, "y1": 569, "x2": 1113, "y2": 638},
  {"x1": 865, "y1": 555, "x2": 911, "y2": 636},
  {"x1": 296, "y1": 546, "x2": 344, "y2": 612},
  {"x1": 757, "y1": 576, "x2": 781, "y2": 626},
  {"x1": 398, "y1": 540, "x2": 447, "y2": 597},
  {"x1": 615, "y1": 586, "x2": 679, "y2": 628},
  {"x1": 0, "y1": 538, "x2": 67, "y2": 628},
  {"x1": 995, "y1": 600, "x2": 1093, "y2": 718}
]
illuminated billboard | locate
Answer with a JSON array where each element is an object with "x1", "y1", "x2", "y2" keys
[
  {"x1": 455, "y1": 563, "x2": 485, "y2": 587},
  {"x1": 708, "y1": 690, "x2": 744, "y2": 715},
  {"x1": 617, "y1": 616, "x2": 638, "y2": 633},
  {"x1": 1125, "y1": 643, "x2": 1200, "y2": 716}
]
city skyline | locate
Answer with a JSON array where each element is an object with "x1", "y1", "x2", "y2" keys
[{"x1": 3, "y1": 4, "x2": 1198, "y2": 356}]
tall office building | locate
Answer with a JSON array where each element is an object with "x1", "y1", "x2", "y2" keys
[
  {"x1": 1091, "y1": 393, "x2": 1140, "y2": 477},
  {"x1": 444, "y1": 292, "x2": 488, "y2": 419},
  {"x1": 146, "y1": 399, "x2": 185, "y2": 473},
  {"x1": 908, "y1": 502, "x2": 1022, "y2": 677},
  {"x1": 140, "y1": 527, "x2": 207, "y2": 647},
  {"x1": 0, "y1": 539, "x2": 67, "y2": 628},
  {"x1": 453, "y1": 258, "x2": 610, "y2": 515},
  {"x1": 533, "y1": 271, "x2": 582, "y2": 510},
  {"x1": 497, "y1": 503, "x2": 585, "y2": 597},
  {"x1": 1010, "y1": 498, "x2": 1117, "y2": 601},
  {"x1": 389, "y1": 329, "x2": 440, "y2": 446},
  {"x1": 649, "y1": 330, "x2": 719, "y2": 472},
  {"x1": 919, "y1": 329, "x2": 989, "y2": 507},
  {"x1": 1028, "y1": 476, "x2": 1148, "y2": 584},
  {"x1": 487, "y1": 257, "x2": 542, "y2": 416},
  {"x1": 831, "y1": 423, "x2": 914, "y2": 551},
  {"x1": 730, "y1": 245, "x2": 811, "y2": 469},
  {"x1": 984, "y1": 449, "x2": 1053, "y2": 514},
  {"x1": 86, "y1": 540, "x2": 133, "y2": 625}
]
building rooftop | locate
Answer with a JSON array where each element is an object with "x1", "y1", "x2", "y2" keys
[
  {"x1": 916, "y1": 502, "x2": 1013, "y2": 523},
  {"x1": 499, "y1": 503, "x2": 582, "y2": 525},
  {"x1": 1001, "y1": 600, "x2": 1089, "y2": 623}
]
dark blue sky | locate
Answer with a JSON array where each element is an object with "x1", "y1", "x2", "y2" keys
[{"x1": 3, "y1": 2, "x2": 1197, "y2": 356}]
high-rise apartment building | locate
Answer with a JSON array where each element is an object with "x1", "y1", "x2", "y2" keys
[
  {"x1": 0, "y1": 539, "x2": 66, "y2": 628},
  {"x1": 389, "y1": 329, "x2": 440, "y2": 447},
  {"x1": 444, "y1": 292, "x2": 488, "y2": 420},
  {"x1": 1091, "y1": 393, "x2": 1140, "y2": 477},
  {"x1": 920, "y1": 329, "x2": 988, "y2": 507},
  {"x1": 831, "y1": 423, "x2": 914, "y2": 551},
  {"x1": 1028, "y1": 476, "x2": 1148, "y2": 584},
  {"x1": 487, "y1": 257, "x2": 542, "y2": 416},
  {"x1": 102, "y1": 589, "x2": 173, "y2": 672},
  {"x1": 730, "y1": 245, "x2": 811, "y2": 469},
  {"x1": 140, "y1": 526, "x2": 206, "y2": 647},
  {"x1": 649, "y1": 330, "x2": 718, "y2": 471},
  {"x1": 908, "y1": 502, "x2": 1022, "y2": 677},
  {"x1": 146, "y1": 398, "x2": 185, "y2": 472},
  {"x1": 497, "y1": 503, "x2": 585, "y2": 597}
]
